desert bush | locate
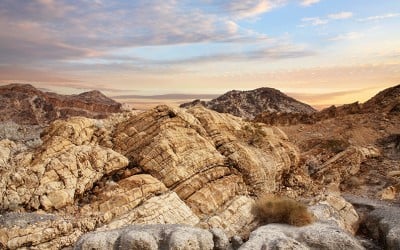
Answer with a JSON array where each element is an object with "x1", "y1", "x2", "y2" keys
[{"x1": 252, "y1": 194, "x2": 314, "y2": 227}]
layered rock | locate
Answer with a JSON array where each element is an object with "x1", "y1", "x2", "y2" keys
[
  {"x1": 0, "y1": 105, "x2": 301, "y2": 248},
  {"x1": 180, "y1": 87, "x2": 316, "y2": 119},
  {"x1": 0, "y1": 83, "x2": 122, "y2": 126},
  {"x1": 0, "y1": 213, "x2": 81, "y2": 250}
]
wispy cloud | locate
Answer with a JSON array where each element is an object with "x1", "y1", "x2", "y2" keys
[
  {"x1": 328, "y1": 32, "x2": 362, "y2": 41},
  {"x1": 300, "y1": 0, "x2": 320, "y2": 7},
  {"x1": 301, "y1": 11, "x2": 353, "y2": 26},
  {"x1": 328, "y1": 12, "x2": 353, "y2": 20},
  {"x1": 358, "y1": 13, "x2": 400, "y2": 22},
  {"x1": 225, "y1": 0, "x2": 285, "y2": 19},
  {"x1": 301, "y1": 17, "x2": 328, "y2": 26}
]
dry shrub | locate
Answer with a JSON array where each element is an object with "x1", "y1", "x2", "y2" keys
[{"x1": 252, "y1": 194, "x2": 314, "y2": 227}]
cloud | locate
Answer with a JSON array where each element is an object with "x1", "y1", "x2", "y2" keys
[
  {"x1": 301, "y1": 17, "x2": 328, "y2": 26},
  {"x1": 0, "y1": 0, "x2": 280, "y2": 66},
  {"x1": 300, "y1": 0, "x2": 320, "y2": 7},
  {"x1": 301, "y1": 11, "x2": 353, "y2": 26},
  {"x1": 358, "y1": 13, "x2": 400, "y2": 22},
  {"x1": 110, "y1": 43, "x2": 316, "y2": 65},
  {"x1": 225, "y1": 0, "x2": 285, "y2": 19},
  {"x1": 328, "y1": 12, "x2": 353, "y2": 20},
  {"x1": 328, "y1": 32, "x2": 362, "y2": 41}
]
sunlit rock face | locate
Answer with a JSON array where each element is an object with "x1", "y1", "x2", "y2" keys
[{"x1": 0, "y1": 105, "x2": 300, "y2": 248}]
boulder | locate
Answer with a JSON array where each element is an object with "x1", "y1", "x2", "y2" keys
[
  {"x1": 240, "y1": 223, "x2": 364, "y2": 250},
  {"x1": 74, "y1": 224, "x2": 219, "y2": 250}
]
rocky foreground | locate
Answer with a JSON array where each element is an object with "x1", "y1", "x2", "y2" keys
[
  {"x1": 0, "y1": 103, "x2": 398, "y2": 249},
  {"x1": 1, "y1": 84, "x2": 400, "y2": 249}
]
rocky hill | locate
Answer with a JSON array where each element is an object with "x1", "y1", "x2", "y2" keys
[
  {"x1": 0, "y1": 84, "x2": 122, "y2": 126},
  {"x1": 180, "y1": 87, "x2": 316, "y2": 119},
  {"x1": 255, "y1": 84, "x2": 400, "y2": 126},
  {"x1": 362, "y1": 84, "x2": 400, "y2": 113}
]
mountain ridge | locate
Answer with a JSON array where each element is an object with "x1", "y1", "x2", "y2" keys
[
  {"x1": 180, "y1": 87, "x2": 316, "y2": 119},
  {"x1": 0, "y1": 83, "x2": 122, "y2": 125}
]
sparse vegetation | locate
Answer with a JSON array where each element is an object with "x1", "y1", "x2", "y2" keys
[{"x1": 252, "y1": 194, "x2": 315, "y2": 227}]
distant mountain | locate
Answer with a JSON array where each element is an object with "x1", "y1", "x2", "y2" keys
[
  {"x1": 180, "y1": 87, "x2": 316, "y2": 119},
  {"x1": 255, "y1": 84, "x2": 400, "y2": 126},
  {"x1": 0, "y1": 83, "x2": 122, "y2": 125}
]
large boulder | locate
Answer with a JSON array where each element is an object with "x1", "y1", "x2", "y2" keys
[
  {"x1": 74, "y1": 224, "x2": 221, "y2": 250},
  {"x1": 240, "y1": 223, "x2": 364, "y2": 250}
]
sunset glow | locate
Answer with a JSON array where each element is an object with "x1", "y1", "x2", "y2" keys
[{"x1": 1, "y1": 0, "x2": 399, "y2": 107}]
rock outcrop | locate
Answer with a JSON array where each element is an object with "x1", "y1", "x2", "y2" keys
[
  {"x1": 180, "y1": 87, "x2": 316, "y2": 119},
  {"x1": 0, "y1": 83, "x2": 122, "y2": 126},
  {"x1": 72, "y1": 194, "x2": 363, "y2": 250},
  {"x1": 0, "y1": 105, "x2": 301, "y2": 248}
]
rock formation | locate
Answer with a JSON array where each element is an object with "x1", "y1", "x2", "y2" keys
[
  {"x1": 0, "y1": 105, "x2": 302, "y2": 249},
  {"x1": 180, "y1": 87, "x2": 316, "y2": 119},
  {"x1": 1, "y1": 84, "x2": 399, "y2": 249},
  {"x1": 0, "y1": 84, "x2": 122, "y2": 126}
]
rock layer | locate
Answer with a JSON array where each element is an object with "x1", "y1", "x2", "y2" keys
[{"x1": 0, "y1": 105, "x2": 300, "y2": 248}]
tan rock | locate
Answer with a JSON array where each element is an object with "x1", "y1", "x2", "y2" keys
[
  {"x1": 314, "y1": 145, "x2": 380, "y2": 184},
  {"x1": 380, "y1": 186, "x2": 397, "y2": 200},
  {"x1": 310, "y1": 194, "x2": 360, "y2": 235},
  {"x1": 1, "y1": 105, "x2": 301, "y2": 248},
  {"x1": 0, "y1": 212, "x2": 82, "y2": 250}
]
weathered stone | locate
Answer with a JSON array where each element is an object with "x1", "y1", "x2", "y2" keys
[
  {"x1": 1, "y1": 105, "x2": 301, "y2": 248},
  {"x1": 363, "y1": 206, "x2": 400, "y2": 250},
  {"x1": 313, "y1": 145, "x2": 380, "y2": 184},
  {"x1": 74, "y1": 225, "x2": 217, "y2": 250},
  {"x1": 240, "y1": 223, "x2": 364, "y2": 250},
  {"x1": 310, "y1": 194, "x2": 360, "y2": 235},
  {"x1": 0, "y1": 212, "x2": 82, "y2": 250}
]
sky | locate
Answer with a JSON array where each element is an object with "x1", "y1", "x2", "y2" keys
[{"x1": 0, "y1": 0, "x2": 399, "y2": 107}]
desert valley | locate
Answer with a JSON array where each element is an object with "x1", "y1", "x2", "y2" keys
[{"x1": 0, "y1": 83, "x2": 399, "y2": 249}]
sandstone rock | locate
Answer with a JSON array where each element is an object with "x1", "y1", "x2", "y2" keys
[
  {"x1": 309, "y1": 194, "x2": 360, "y2": 235},
  {"x1": 379, "y1": 186, "x2": 397, "y2": 200},
  {"x1": 240, "y1": 223, "x2": 364, "y2": 250},
  {"x1": 0, "y1": 118, "x2": 129, "y2": 211},
  {"x1": 74, "y1": 225, "x2": 218, "y2": 250},
  {"x1": 202, "y1": 196, "x2": 258, "y2": 238},
  {"x1": 0, "y1": 212, "x2": 82, "y2": 250},
  {"x1": 1, "y1": 105, "x2": 301, "y2": 248},
  {"x1": 313, "y1": 145, "x2": 380, "y2": 184},
  {"x1": 112, "y1": 105, "x2": 299, "y2": 217}
]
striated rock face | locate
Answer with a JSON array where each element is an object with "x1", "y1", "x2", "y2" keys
[
  {"x1": 0, "y1": 105, "x2": 300, "y2": 248},
  {"x1": 311, "y1": 145, "x2": 380, "y2": 185},
  {"x1": 0, "y1": 212, "x2": 82, "y2": 250},
  {"x1": 180, "y1": 87, "x2": 316, "y2": 119},
  {"x1": 0, "y1": 83, "x2": 122, "y2": 126}
]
